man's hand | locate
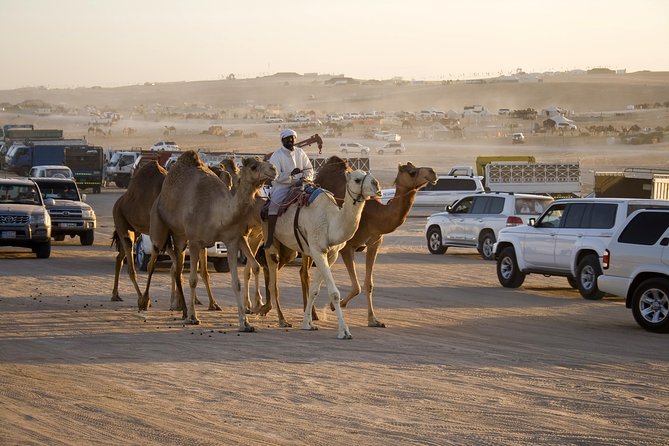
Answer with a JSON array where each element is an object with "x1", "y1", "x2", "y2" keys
[{"x1": 290, "y1": 168, "x2": 302, "y2": 176}]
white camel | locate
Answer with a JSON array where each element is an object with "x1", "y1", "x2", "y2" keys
[{"x1": 264, "y1": 170, "x2": 381, "y2": 339}]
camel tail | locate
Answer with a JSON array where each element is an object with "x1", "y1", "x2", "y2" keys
[{"x1": 111, "y1": 231, "x2": 121, "y2": 251}]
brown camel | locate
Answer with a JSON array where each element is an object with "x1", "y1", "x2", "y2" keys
[
  {"x1": 310, "y1": 157, "x2": 437, "y2": 327},
  {"x1": 143, "y1": 151, "x2": 276, "y2": 330},
  {"x1": 111, "y1": 161, "x2": 166, "y2": 302}
]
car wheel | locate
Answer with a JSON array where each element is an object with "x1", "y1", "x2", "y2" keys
[
  {"x1": 378, "y1": 149, "x2": 384, "y2": 155},
  {"x1": 135, "y1": 241, "x2": 149, "y2": 272},
  {"x1": 426, "y1": 226, "x2": 447, "y2": 254},
  {"x1": 576, "y1": 255, "x2": 604, "y2": 299},
  {"x1": 34, "y1": 241, "x2": 51, "y2": 259},
  {"x1": 567, "y1": 276, "x2": 578, "y2": 289},
  {"x1": 395, "y1": 149, "x2": 402, "y2": 155},
  {"x1": 340, "y1": 149, "x2": 347, "y2": 155},
  {"x1": 496, "y1": 246, "x2": 525, "y2": 288},
  {"x1": 213, "y1": 258, "x2": 230, "y2": 273},
  {"x1": 80, "y1": 230, "x2": 95, "y2": 246},
  {"x1": 478, "y1": 231, "x2": 496, "y2": 261},
  {"x1": 632, "y1": 278, "x2": 669, "y2": 333}
]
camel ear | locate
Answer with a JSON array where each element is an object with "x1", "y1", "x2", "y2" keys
[{"x1": 406, "y1": 162, "x2": 415, "y2": 168}]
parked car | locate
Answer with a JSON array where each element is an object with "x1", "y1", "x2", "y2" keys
[
  {"x1": 134, "y1": 233, "x2": 229, "y2": 272},
  {"x1": 374, "y1": 131, "x2": 401, "y2": 142},
  {"x1": 31, "y1": 178, "x2": 96, "y2": 246},
  {"x1": 382, "y1": 172, "x2": 485, "y2": 207},
  {"x1": 264, "y1": 117, "x2": 284, "y2": 123},
  {"x1": 598, "y1": 209, "x2": 669, "y2": 332},
  {"x1": 511, "y1": 133, "x2": 525, "y2": 144},
  {"x1": 338, "y1": 142, "x2": 370, "y2": 155},
  {"x1": 376, "y1": 142, "x2": 405, "y2": 155},
  {"x1": 28, "y1": 165, "x2": 74, "y2": 179},
  {"x1": 0, "y1": 178, "x2": 52, "y2": 258},
  {"x1": 494, "y1": 198, "x2": 669, "y2": 299},
  {"x1": 425, "y1": 192, "x2": 553, "y2": 260},
  {"x1": 150, "y1": 141, "x2": 179, "y2": 151}
]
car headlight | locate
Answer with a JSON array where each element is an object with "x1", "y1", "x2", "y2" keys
[
  {"x1": 82, "y1": 208, "x2": 95, "y2": 219},
  {"x1": 31, "y1": 212, "x2": 50, "y2": 225}
]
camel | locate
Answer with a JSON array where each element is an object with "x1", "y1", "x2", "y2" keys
[
  {"x1": 263, "y1": 169, "x2": 382, "y2": 339},
  {"x1": 163, "y1": 125, "x2": 176, "y2": 136},
  {"x1": 311, "y1": 159, "x2": 437, "y2": 327},
  {"x1": 143, "y1": 150, "x2": 276, "y2": 330},
  {"x1": 110, "y1": 161, "x2": 166, "y2": 302}
]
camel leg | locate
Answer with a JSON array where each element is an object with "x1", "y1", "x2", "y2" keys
[
  {"x1": 185, "y1": 241, "x2": 202, "y2": 325},
  {"x1": 118, "y1": 234, "x2": 144, "y2": 306},
  {"x1": 257, "y1": 246, "x2": 276, "y2": 317},
  {"x1": 361, "y1": 240, "x2": 385, "y2": 327},
  {"x1": 302, "y1": 266, "x2": 323, "y2": 331},
  {"x1": 338, "y1": 244, "x2": 361, "y2": 310},
  {"x1": 199, "y1": 249, "x2": 222, "y2": 311},
  {"x1": 166, "y1": 246, "x2": 186, "y2": 312},
  {"x1": 227, "y1": 237, "x2": 255, "y2": 332},
  {"x1": 299, "y1": 255, "x2": 319, "y2": 321},
  {"x1": 140, "y1": 241, "x2": 162, "y2": 312},
  {"x1": 246, "y1": 233, "x2": 264, "y2": 313},
  {"x1": 111, "y1": 249, "x2": 125, "y2": 301},
  {"x1": 311, "y1": 251, "x2": 351, "y2": 339}
]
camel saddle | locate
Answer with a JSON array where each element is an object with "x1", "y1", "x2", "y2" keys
[{"x1": 260, "y1": 183, "x2": 325, "y2": 221}]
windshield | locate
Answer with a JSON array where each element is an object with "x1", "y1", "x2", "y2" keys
[
  {"x1": 36, "y1": 182, "x2": 81, "y2": 201},
  {"x1": 0, "y1": 184, "x2": 42, "y2": 205}
]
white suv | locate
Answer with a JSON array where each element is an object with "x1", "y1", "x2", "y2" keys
[
  {"x1": 426, "y1": 192, "x2": 553, "y2": 260},
  {"x1": 134, "y1": 234, "x2": 229, "y2": 272},
  {"x1": 376, "y1": 142, "x2": 405, "y2": 155},
  {"x1": 598, "y1": 209, "x2": 669, "y2": 332},
  {"x1": 338, "y1": 142, "x2": 370, "y2": 155},
  {"x1": 382, "y1": 171, "x2": 485, "y2": 207},
  {"x1": 494, "y1": 198, "x2": 669, "y2": 299}
]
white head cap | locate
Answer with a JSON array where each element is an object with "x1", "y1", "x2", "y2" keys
[{"x1": 280, "y1": 128, "x2": 297, "y2": 140}]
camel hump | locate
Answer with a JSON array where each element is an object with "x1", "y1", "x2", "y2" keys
[{"x1": 174, "y1": 150, "x2": 203, "y2": 169}]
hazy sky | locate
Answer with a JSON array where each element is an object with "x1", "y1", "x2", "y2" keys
[{"x1": 1, "y1": 0, "x2": 667, "y2": 90}]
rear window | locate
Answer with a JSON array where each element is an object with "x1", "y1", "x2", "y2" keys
[
  {"x1": 617, "y1": 211, "x2": 669, "y2": 245},
  {"x1": 515, "y1": 197, "x2": 552, "y2": 215}
]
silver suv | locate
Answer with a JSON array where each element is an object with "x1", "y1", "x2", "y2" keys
[
  {"x1": 494, "y1": 198, "x2": 669, "y2": 299},
  {"x1": 425, "y1": 192, "x2": 553, "y2": 260},
  {"x1": 598, "y1": 209, "x2": 669, "y2": 332},
  {"x1": 0, "y1": 178, "x2": 52, "y2": 258},
  {"x1": 32, "y1": 178, "x2": 96, "y2": 246}
]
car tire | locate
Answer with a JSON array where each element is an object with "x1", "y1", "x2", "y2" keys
[
  {"x1": 632, "y1": 278, "x2": 669, "y2": 333},
  {"x1": 478, "y1": 231, "x2": 496, "y2": 261},
  {"x1": 378, "y1": 149, "x2": 384, "y2": 155},
  {"x1": 395, "y1": 149, "x2": 402, "y2": 155},
  {"x1": 34, "y1": 241, "x2": 51, "y2": 259},
  {"x1": 567, "y1": 276, "x2": 578, "y2": 289},
  {"x1": 213, "y1": 258, "x2": 230, "y2": 273},
  {"x1": 576, "y1": 255, "x2": 604, "y2": 300},
  {"x1": 496, "y1": 246, "x2": 525, "y2": 288},
  {"x1": 426, "y1": 226, "x2": 447, "y2": 254},
  {"x1": 135, "y1": 241, "x2": 149, "y2": 272},
  {"x1": 80, "y1": 230, "x2": 95, "y2": 246}
]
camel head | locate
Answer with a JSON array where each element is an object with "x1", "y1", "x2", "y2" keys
[
  {"x1": 395, "y1": 162, "x2": 438, "y2": 191},
  {"x1": 240, "y1": 156, "x2": 277, "y2": 188},
  {"x1": 345, "y1": 170, "x2": 382, "y2": 203}
]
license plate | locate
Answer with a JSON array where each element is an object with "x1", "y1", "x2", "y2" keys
[
  {"x1": 60, "y1": 223, "x2": 77, "y2": 228},
  {"x1": 1, "y1": 231, "x2": 16, "y2": 238}
]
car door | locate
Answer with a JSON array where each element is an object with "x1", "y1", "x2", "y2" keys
[
  {"x1": 442, "y1": 196, "x2": 474, "y2": 242},
  {"x1": 523, "y1": 203, "x2": 567, "y2": 268},
  {"x1": 462, "y1": 196, "x2": 496, "y2": 244}
]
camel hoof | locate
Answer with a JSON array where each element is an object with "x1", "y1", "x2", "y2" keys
[
  {"x1": 301, "y1": 324, "x2": 318, "y2": 331},
  {"x1": 111, "y1": 296, "x2": 123, "y2": 302},
  {"x1": 369, "y1": 320, "x2": 386, "y2": 328},
  {"x1": 279, "y1": 320, "x2": 293, "y2": 328},
  {"x1": 338, "y1": 331, "x2": 353, "y2": 340},
  {"x1": 208, "y1": 304, "x2": 223, "y2": 311},
  {"x1": 187, "y1": 316, "x2": 201, "y2": 325},
  {"x1": 256, "y1": 305, "x2": 271, "y2": 317},
  {"x1": 239, "y1": 324, "x2": 256, "y2": 333}
]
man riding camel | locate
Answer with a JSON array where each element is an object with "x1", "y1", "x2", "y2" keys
[{"x1": 264, "y1": 128, "x2": 314, "y2": 248}]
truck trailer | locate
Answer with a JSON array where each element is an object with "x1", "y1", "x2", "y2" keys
[
  {"x1": 594, "y1": 168, "x2": 669, "y2": 200},
  {"x1": 484, "y1": 161, "x2": 581, "y2": 198}
]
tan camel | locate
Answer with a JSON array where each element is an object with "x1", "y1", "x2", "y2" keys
[
  {"x1": 111, "y1": 159, "x2": 232, "y2": 310},
  {"x1": 111, "y1": 161, "x2": 166, "y2": 302},
  {"x1": 264, "y1": 169, "x2": 382, "y2": 339},
  {"x1": 143, "y1": 151, "x2": 276, "y2": 330},
  {"x1": 312, "y1": 159, "x2": 437, "y2": 327}
]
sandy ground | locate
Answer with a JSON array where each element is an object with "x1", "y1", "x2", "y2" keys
[{"x1": 2, "y1": 76, "x2": 669, "y2": 444}]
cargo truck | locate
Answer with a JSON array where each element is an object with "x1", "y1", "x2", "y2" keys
[
  {"x1": 594, "y1": 168, "x2": 669, "y2": 200},
  {"x1": 484, "y1": 161, "x2": 581, "y2": 198}
]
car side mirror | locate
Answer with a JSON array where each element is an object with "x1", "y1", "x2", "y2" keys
[
  {"x1": 528, "y1": 217, "x2": 536, "y2": 226},
  {"x1": 661, "y1": 237, "x2": 669, "y2": 247},
  {"x1": 81, "y1": 193, "x2": 87, "y2": 201},
  {"x1": 445, "y1": 205, "x2": 453, "y2": 212},
  {"x1": 44, "y1": 198, "x2": 56, "y2": 206}
]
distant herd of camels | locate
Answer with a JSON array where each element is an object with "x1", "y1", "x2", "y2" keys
[{"x1": 110, "y1": 150, "x2": 436, "y2": 339}]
